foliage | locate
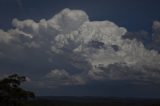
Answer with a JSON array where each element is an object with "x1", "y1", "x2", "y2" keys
[{"x1": 0, "y1": 74, "x2": 35, "y2": 106}]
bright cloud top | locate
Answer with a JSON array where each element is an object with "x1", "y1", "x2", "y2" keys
[{"x1": 0, "y1": 8, "x2": 160, "y2": 87}]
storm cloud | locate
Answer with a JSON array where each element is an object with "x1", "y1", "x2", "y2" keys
[{"x1": 0, "y1": 8, "x2": 160, "y2": 88}]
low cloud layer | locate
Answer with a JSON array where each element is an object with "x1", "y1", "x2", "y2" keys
[{"x1": 0, "y1": 8, "x2": 160, "y2": 87}]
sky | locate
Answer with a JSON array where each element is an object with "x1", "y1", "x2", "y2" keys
[{"x1": 0, "y1": 0, "x2": 160, "y2": 98}]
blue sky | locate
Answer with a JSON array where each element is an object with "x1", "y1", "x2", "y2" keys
[
  {"x1": 1, "y1": 0, "x2": 160, "y2": 31},
  {"x1": 0, "y1": 0, "x2": 160, "y2": 98}
]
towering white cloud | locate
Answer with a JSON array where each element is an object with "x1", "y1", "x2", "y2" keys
[{"x1": 0, "y1": 8, "x2": 160, "y2": 87}]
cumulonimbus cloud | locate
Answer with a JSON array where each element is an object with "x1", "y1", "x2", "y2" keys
[{"x1": 0, "y1": 8, "x2": 160, "y2": 87}]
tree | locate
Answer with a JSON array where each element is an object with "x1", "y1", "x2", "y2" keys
[{"x1": 0, "y1": 74, "x2": 35, "y2": 106}]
